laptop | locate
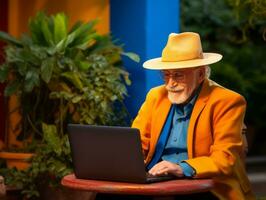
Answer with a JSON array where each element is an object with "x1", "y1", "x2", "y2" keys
[{"x1": 67, "y1": 124, "x2": 175, "y2": 183}]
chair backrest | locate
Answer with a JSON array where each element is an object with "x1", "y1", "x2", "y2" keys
[
  {"x1": 0, "y1": 176, "x2": 6, "y2": 196},
  {"x1": 240, "y1": 123, "x2": 248, "y2": 164}
]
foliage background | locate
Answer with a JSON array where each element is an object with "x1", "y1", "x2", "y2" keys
[{"x1": 181, "y1": 0, "x2": 266, "y2": 155}]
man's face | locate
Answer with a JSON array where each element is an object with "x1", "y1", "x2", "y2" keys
[{"x1": 162, "y1": 67, "x2": 205, "y2": 104}]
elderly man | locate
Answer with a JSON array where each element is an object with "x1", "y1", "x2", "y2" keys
[{"x1": 132, "y1": 32, "x2": 255, "y2": 200}]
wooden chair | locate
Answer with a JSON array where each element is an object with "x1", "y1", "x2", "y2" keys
[
  {"x1": 0, "y1": 176, "x2": 6, "y2": 196},
  {"x1": 240, "y1": 123, "x2": 249, "y2": 164}
]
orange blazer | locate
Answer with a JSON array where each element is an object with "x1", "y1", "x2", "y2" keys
[{"x1": 132, "y1": 79, "x2": 255, "y2": 200}]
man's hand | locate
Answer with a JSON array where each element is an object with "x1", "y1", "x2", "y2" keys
[{"x1": 148, "y1": 160, "x2": 184, "y2": 177}]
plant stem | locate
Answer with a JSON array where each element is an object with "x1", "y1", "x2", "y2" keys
[
  {"x1": 26, "y1": 114, "x2": 42, "y2": 136},
  {"x1": 60, "y1": 96, "x2": 63, "y2": 137}
]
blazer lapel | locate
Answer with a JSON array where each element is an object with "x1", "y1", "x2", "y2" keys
[{"x1": 187, "y1": 79, "x2": 211, "y2": 158}]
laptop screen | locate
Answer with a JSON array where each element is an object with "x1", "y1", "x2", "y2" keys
[{"x1": 68, "y1": 124, "x2": 148, "y2": 183}]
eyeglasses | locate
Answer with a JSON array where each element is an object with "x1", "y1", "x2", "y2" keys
[{"x1": 161, "y1": 70, "x2": 189, "y2": 82}]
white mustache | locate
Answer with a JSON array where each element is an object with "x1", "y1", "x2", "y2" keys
[{"x1": 166, "y1": 86, "x2": 184, "y2": 93}]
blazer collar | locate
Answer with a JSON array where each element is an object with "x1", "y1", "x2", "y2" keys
[{"x1": 152, "y1": 88, "x2": 171, "y2": 148}]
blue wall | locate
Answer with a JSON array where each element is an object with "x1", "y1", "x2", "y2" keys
[{"x1": 110, "y1": 0, "x2": 180, "y2": 119}]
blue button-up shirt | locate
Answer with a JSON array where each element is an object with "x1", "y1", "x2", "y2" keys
[{"x1": 161, "y1": 92, "x2": 199, "y2": 176}]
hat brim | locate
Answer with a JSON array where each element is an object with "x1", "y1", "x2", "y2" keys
[{"x1": 143, "y1": 53, "x2": 222, "y2": 70}]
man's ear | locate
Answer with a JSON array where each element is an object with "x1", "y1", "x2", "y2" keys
[{"x1": 198, "y1": 67, "x2": 205, "y2": 82}]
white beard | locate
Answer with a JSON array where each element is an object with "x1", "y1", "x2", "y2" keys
[{"x1": 167, "y1": 91, "x2": 190, "y2": 104}]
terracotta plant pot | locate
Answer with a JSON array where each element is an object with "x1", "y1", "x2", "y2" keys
[{"x1": 0, "y1": 152, "x2": 34, "y2": 170}]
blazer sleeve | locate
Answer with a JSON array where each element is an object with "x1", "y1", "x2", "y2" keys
[
  {"x1": 131, "y1": 89, "x2": 155, "y2": 157},
  {"x1": 185, "y1": 93, "x2": 246, "y2": 178}
]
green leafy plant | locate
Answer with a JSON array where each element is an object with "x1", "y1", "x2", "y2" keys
[
  {"x1": 0, "y1": 11, "x2": 139, "y2": 198},
  {"x1": 0, "y1": 123, "x2": 72, "y2": 198}
]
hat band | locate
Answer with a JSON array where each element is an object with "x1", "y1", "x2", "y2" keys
[{"x1": 161, "y1": 51, "x2": 204, "y2": 62}]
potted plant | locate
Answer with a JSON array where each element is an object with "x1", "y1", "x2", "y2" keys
[{"x1": 0, "y1": 11, "x2": 139, "y2": 198}]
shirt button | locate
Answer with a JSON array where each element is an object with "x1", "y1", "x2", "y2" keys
[{"x1": 173, "y1": 137, "x2": 177, "y2": 142}]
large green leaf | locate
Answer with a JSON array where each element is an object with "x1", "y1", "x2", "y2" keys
[
  {"x1": 53, "y1": 13, "x2": 68, "y2": 44},
  {"x1": 75, "y1": 33, "x2": 98, "y2": 50},
  {"x1": 29, "y1": 46, "x2": 47, "y2": 60},
  {"x1": 121, "y1": 52, "x2": 140, "y2": 63},
  {"x1": 41, "y1": 19, "x2": 54, "y2": 46},
  {"x1": 42, "y1": 123, "x2": 62, "y2": 155},
  {"x1": 71, "y1": 95, "x2": 83, "y2": 103},
  {"x1": 54, "y1": 22, "x2": 90, "y2": 52},
  {"x1": 18, "y1": 48, "x2": 40, "y2": 65},
  {"x1": 49, "y1": 91, "x2": 74, "y2": 100},
  {"x1": 5, "y1": 46, "x2": 22, "y2": 63},
  {"x1": 68, "y1": 21, "x2": 97, "y2": 47},
  {"x1": 29, "y1": 12, "x2": 46, "y2": 45},
  {"x1": 54, "y1": 20, "x2": 97, "y2": 52},
  {"x1": 61, "y1": 71, "x2": 83, "y2": 90},
  {"x1": 0, "y1": 31, "x2": 22, "y2": 46},
  {"x1": 54, "y1": 32, "x2": 76, "y2": 53},
  {"x1": 41, "y1": 57, "x2": 55, "y2": 83},
  {"x1": 76, "y1": 60, "x2": 92, "y2": 71},
  {"x1": 24, "y1": 69, "x2": 40, "y2": 92}
]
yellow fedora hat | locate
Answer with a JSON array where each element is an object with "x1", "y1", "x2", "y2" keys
[{"x1": 143, "y1": 32, "x2": 222, "y2": 70}]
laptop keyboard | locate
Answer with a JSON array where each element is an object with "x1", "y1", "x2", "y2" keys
[{"x1": 145, "y1": 173, "x2": 175, "y2": 183}]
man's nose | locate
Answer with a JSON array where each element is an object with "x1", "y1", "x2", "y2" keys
[{"x1": 166, "y1": 77, "x2": 178, "y2": 88}]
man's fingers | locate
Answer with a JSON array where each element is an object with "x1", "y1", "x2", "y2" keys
[
  {"x1": 148, "y1": 161, "x2": 184, "y2": 177},
  {"x1": 159, "y1": 167, "x2": 169, "y2": 175},
  {"x1": 149, "y1": 164, "x2": 167, "y2": 175}
]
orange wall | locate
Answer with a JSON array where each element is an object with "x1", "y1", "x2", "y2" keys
[{"x1": 8, "y1": 0, "x2": 110, "y2": 36}]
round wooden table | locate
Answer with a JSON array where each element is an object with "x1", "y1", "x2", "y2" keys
[{"x1": 61, "y1": 174, "x2": 214, "y2": 199}]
